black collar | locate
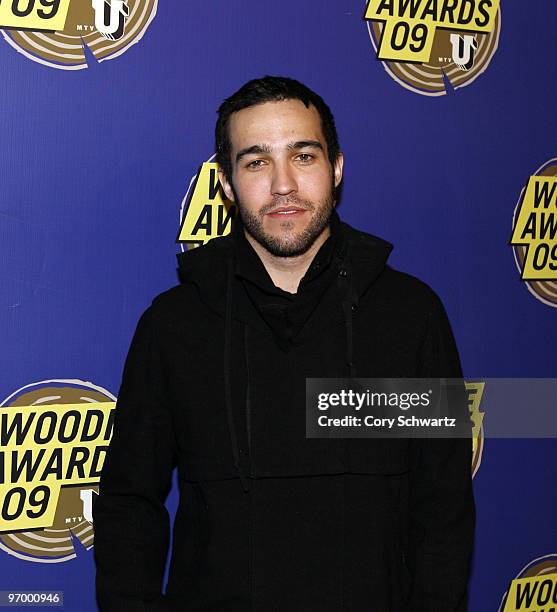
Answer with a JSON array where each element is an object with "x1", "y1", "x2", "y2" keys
[{"x1": 232, "y1": 207, "x2": 342, "y2": 299}]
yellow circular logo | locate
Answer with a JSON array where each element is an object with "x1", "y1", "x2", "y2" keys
[
  {"x1": 499, "y1": 554, "x2": 557, "y2": 612},
  {"x1": 1, "y1": 0, "x2": 157, "y2": 70},
  {"x1": 365, "y1": 1, "x2": 501, "y2": 96},
  {"x1": 0, "y1": 379, "x2": 115, "y2": 563},
  {"x1": 511, "y1": 158, "x2": 557, "y2": 307},
  {"x1": 177, "y1": 155, "x2": 236, "y2": 252}
]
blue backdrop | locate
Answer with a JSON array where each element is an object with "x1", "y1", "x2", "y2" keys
[{"x1": 1, "y1": 1, "x2": 556, "y2": 610}]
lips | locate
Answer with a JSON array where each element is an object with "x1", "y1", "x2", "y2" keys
[{"x1": 267, "y1": 206, "x2": 307, "y2": 217}]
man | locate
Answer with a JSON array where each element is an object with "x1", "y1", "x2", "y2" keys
[{"x1": 93, "y1": 76, "x2": 475, "y2": 611}]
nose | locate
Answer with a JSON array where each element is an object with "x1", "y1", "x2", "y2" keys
[{"x1": 270, "y1": 160, "x2": 297, "y2": 196}]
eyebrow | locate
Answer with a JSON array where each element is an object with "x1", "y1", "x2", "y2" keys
[
  {"x1": 287, "y1": 140, "x2": 324, "y2": 152},
  {"x1": 236, "y1": 144, "x2": 272, "y2": 163},
  {"x1": 235, "y1": 140, "x2": 324, "y2": 163}
]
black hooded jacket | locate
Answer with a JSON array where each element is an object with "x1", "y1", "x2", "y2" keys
[{"x1": 93, "y1": 210, "x2": 475, "y2": 611}]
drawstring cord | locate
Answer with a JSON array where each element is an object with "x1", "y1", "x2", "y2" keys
[
  {"x1": 224, "y1": 257, "x2": 250, "y2": 493},
  {"x1": 336, "y1": 256, "x2": 357, "y2": 612},
  {"x1": 337, "y1": 259, "x2": 359, "y2": 379}
]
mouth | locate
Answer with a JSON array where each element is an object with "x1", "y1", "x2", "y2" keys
[{"x1": 267, "y1": 206, "x2": 308, "y2": 218}]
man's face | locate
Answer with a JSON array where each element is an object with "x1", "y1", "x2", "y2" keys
[{"x1": 219, "y1": 99, "x2": 343, "y2": 257}]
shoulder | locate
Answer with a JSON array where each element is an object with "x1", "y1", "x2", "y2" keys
[
  {"x1": 380, "y1": 267, "x2": 444, "y2": 309},
  {"x1": 151, "y1": 284, "x2": 190, "y2": 312},
  {"x1": 134, "y1": 237, "x2": 232, "y2": 335},
  {"x1": 358, "y1": 263, "x2": 451, "y2": 334},
  {"x1": 127, "y1": 285, "x2": 190, "y2": 337}
]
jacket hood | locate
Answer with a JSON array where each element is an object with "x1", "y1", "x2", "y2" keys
[
  {"x1": 176, "y1": 210, "x2": 393, "y2": 493},
  {"x1": 176, "y1": 209, "x2": 394, "y2": 311}
]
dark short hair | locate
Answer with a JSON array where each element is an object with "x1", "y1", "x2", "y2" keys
[{"x1": 215, "y1": 76, "x2": 340, "y2": 180}]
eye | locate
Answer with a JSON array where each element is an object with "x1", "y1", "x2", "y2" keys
[
  {"x1": 246, "y1": 159, "x2": 265, "y2": 169},
  {"x1": 296, "y1": 153, "x2": 314, "y2": 163}
]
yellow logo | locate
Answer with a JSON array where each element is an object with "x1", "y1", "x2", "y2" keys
[
  {"x1": 511, "y1": 177, "x2": 557, "y2": 279},
  {"x1": 511, "y1": 159, "x2": 557, "y2": 307},
  {"x1": 365, "y1": 0, "x2": 501, "y2": 95},
  {"x1": 1, "y1": 0, "x2": 157, "y2": 70},
  {"x1": 0, "y1": 379, "x2": 115, "y2": 563},
  {"x1": 177, "y1": 159, "x2": 236, "y2": 251},
  {"x1": 365, "y1": 0, "x2": 499, "y2": 63},
  {"x1": 0, "y1": 0, "x2": 71, "y2": 31},
  {"x1": 465, "y1": 381, "x2": 485, "y2": 478},
  {"x1": 500, "y1": 554, "x2": 557, "y2": 612}
]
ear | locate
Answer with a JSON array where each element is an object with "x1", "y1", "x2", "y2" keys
[
  {"x1": 333, "y1": 152, "x2": 344, "y2": 189},
  {"x1": 218, "y1": 167, "x2": 235, "y2": 202}
]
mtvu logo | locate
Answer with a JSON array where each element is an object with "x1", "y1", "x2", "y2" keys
[
  {"x1": 1, "y1": 0, "x2": 157, "y2": 70},
  {"x1": 450, "y1": 34, "x2": 478, "y2": 71},
  {"x1": 91, "y1": 0, "x2": 130, "y2": 41}
]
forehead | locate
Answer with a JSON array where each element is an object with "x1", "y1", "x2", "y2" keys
[{"x1": 227, "y1": 99, "x2": 325, "y2": 152}]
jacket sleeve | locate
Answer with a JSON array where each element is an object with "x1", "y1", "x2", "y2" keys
[
  {"x1": 406, "y1": 293, "x2": 476, "y2": 612},
  {"x1": 93, "y1": 305, "x2": 177, "y2": 611}
]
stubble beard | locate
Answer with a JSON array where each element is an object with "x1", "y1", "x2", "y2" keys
[{"x1": 237, "y1": 191, "x2": 335, "y2": 258}]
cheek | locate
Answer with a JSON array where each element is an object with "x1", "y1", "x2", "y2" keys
[
  {"x1": 299, "y1": 169, "x2": 333, "y2": 197},
  {"x1": 235, "y1": 175, "x2": 271, "y2": 206}
]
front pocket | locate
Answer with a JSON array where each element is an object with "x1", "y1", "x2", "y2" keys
[{"x1": 167, "y1": 480, "x2": 210, "y2": 596}]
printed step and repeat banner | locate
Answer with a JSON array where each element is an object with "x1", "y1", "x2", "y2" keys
[{"x1": 1, "y1": 1, "x2": 555, "y2": 610}]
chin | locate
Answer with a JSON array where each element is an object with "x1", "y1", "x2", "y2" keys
[{"x1": 264, "y1": 236, "x2": 316, "y2": 258}]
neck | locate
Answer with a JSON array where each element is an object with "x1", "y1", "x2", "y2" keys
[{"x1": 244, "y1": 226, "x2": 331, "y2": 294}]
